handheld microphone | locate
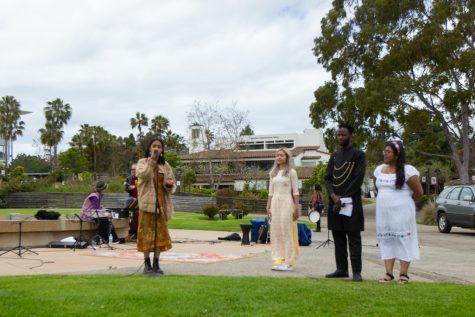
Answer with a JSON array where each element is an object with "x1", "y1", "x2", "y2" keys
[{"x1": 153, "y1": 150, "x2": 159, "y2": 161}]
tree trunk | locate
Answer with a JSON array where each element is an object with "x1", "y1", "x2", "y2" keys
[
  {"x1": 53, "y1": 144, "x2": 58, "y2": 171},
  {"x1": 207, "y1": 160, "x2": 214, "y2": 188},
  {"x1": 4, "y1": 137, "x2": 9, "y2": 174}
]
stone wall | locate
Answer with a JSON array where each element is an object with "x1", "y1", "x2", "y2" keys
[
  {"x1": 3, "y1": 192, "x2": 315, "y2": 214},
  {"x1": 4, "y1": 192, "x2": 270, "y2": 214}
]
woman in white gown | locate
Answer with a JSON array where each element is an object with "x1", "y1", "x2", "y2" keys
[
  {"x1": 373, "y1": 140, "x2": 423, "y2": 283},
  {"x1": 266, "y1": 148, "x2": 300, "y2": 271}
]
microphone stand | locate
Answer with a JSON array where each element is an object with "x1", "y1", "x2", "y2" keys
[
  {"x1": 151, "y1": 152, "x2": 163, "y2": 276},
  {"x1": 153, "y1": 180, "x2": 160, "y2": 274},
  {"x1": 316, "y1": 207, "x2": 334, "y2": 249}
]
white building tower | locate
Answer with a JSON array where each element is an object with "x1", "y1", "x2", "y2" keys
[{"x1": 187, "y1": 124, "x2": 209, "y2": 154}]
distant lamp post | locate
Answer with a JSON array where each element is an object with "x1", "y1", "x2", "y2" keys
[
  {"x1": 175, "y1": 167, "x2": 183, "y2": 192},
  {"x1": 425, "y1": 160, "x2": 433, "y2": 195},
  {"x1": 434, "y1": 168, "x2": 441, "y2": 195},
  {"x1": 92, "y1": 134, "x2": 97, "y2": 181}
]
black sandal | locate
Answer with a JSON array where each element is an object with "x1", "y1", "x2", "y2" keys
[
  {"x1": 379, "y1": 272, "x2": 394, "y2": 282},
  {"x1": 398, "y1": 274, "x2": 410, "y2": 284}
]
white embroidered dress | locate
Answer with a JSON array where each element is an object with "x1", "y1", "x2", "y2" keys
[
  {"x1": 374, "y1": 164, "x2": 420, "y2": 261},
  {"x1": 269, "y1": 169, "x2": 299, "y2": 265}
]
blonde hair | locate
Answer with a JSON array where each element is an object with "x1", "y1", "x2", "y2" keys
[{"x1": 269, "y1": 147, "x2": 293, "y2": 178}]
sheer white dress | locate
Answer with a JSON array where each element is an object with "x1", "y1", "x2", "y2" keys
[{"x1": 269, "y1": 169, "x2": 299, "y2": 265}]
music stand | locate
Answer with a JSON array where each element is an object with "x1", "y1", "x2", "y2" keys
[
  {"x1": 0, "y1": 218, "x2": 38, "y2": 258},
  {"x1": 315, "y1": 211, "x2": 333, "y2": 249},
  {"x1": 71, "y1": 214, "x2": 95, "y2": 251}
]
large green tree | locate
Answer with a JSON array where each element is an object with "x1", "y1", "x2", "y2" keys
[
  {"x1": 11, "y1": 153, "x2": 49, "y2": 173},
  {"x1": 310, "y1": 0, "x2": 474, "y2": 182},
  {"x1": 70, "y1": 124, "x2": 115, "y2": 177},
  {"x1": 39, "y1": 98, "x2": 72, "y2": 170},
  {"x1": 0, "y1": 96, "x2": 25, "y2": 172},
  {"x1": 240, "y1": 124, "x2": 255, "y2": 136},
  {"x1": 58, "y1": 148, "x2": 89, "y2": 176}
]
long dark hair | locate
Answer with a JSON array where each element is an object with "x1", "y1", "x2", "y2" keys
[
  {"x1": 145, "y1": 137, "x2": 166, "y2": 165},
  {"x1": 385, "y1": 140, "x2": 405, "y2": 189}
]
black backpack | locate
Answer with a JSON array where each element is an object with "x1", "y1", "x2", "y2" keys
[{"x1": 35, "y1": 210, "x2": 61, "y2": 220}]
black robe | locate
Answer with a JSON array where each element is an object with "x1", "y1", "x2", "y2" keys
[{"x1": 324, "y1": 145, "x2": 366, "y2": 232}]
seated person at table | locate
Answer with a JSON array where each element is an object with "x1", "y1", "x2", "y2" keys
[{"x1": 80, "y1": 181, "x2": 124, "y2": 243}]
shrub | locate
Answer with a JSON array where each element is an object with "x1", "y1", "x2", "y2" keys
[
  {"x1": 259, "y1": 189, "x2": 268, "y2": 199},
  {"x1": 11, "y1": 166, "x2": 28, "y2": 182},
  {"x1": 216, "y1": 188, "x2": 236, "y2": 197},
  {"x1": 107, "y1": 176, "x2": 127, "y2": 192},
  {"x1": 191, "y1": 187, "x2": 217, "y2": 196},
  {"x1": 420, "y1": 199, "x2": 436, "y2": 225},
  {"x1": 202, "y1": 204, "x2": 219, "y2": 220},
  {"x1": 239, "y1": 189, "x2": 260, "y2": 199},
  {"x1": 416, "y1": 194, "x2": 435, "y2": 210},
  {"x1": 233, "y1": 201, "x2": 251, "y2": 218},
  {"x1": 0, "y1": 180, "x2": 34, "y2": 194},
  {"x1": 219, "y1": 209, "x2": 231, "y2": 220}
]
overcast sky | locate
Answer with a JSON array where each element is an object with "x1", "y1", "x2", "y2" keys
[{"x1": 0, "y1": 0, "x2": 332, "y2": 157}]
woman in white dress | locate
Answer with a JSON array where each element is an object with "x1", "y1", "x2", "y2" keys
[
  {"x1": 266, "y1": 148, "x2": 300, "y2": 271},
  {"x1": 373, "y1": 141, "x2": 423, "y2": 283}
]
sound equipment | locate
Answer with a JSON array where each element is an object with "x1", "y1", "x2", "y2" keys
[{"x1": 48, "y1": 241, "x2": 88, "y2": 249}]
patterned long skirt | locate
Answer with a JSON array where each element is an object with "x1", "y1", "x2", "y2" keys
[{"x1": 136, "y1": 209, "x2": 172, "y2": 253}]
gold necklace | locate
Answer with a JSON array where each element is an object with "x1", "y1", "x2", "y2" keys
[
  {"x1": 333, "y1": 162, "x2": 353, "y2": 179},
  {"x1": 334, "y1": 161, "x2": 350, "y2": 171},
  {"x1": 333, "y1": 162, "x2": 355, "y2": 187}
]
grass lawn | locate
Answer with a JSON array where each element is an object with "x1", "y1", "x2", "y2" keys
[
  {"x1": 0, "y1": 275, "x2": 473, "y2": 317},
  {"x1": 0, "y1": 209, "x2": 316, "y2": 232},
  {"x1": 0, "y1": 208, "x2": 79, "y2": 215}
]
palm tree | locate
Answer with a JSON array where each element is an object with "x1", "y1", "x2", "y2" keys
[
  {"x1": 130, "y1": 112, "x2": 148, "y2": 141},
  {"x1": 40, "y1": 98, "x2": 72, "y2": 169},
  {"x1": 39, "y1": 122, "x2": 62, "y2": 171},
  {"x1": 150, "y1": 115, "x2": 170, "y2": 138},
  {"x1": 0, "y1": 96, "x2": 25, "y2": 173},
  {"x1": 163, "y1": 130, "x2": 186, "y2": 153}
]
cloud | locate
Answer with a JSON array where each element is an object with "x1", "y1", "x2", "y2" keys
[{"x1": 0, "y1": 0, "x2": 332, "y2": 157}]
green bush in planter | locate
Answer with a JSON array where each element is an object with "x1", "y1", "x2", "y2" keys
[
  {"x1": 219, "y1": 209, "x2": 231, "y2": 220},
  {"x1": 202, "y1": 204, "x2": 219, "y2": 220},
  {"x1": 216, "y1": 203, "x2": 232, "y2": 220},
  {"x1": 232, "y1": 202, "x2": 251, "y2": 219}
]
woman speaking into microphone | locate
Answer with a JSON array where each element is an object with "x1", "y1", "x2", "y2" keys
[{"x1": 136, "y1": 137, "x2": 176, "y2": 275}]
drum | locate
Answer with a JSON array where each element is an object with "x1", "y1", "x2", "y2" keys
[{"x1": 308, "y1": 210, "x2": 321, "y2": 223}]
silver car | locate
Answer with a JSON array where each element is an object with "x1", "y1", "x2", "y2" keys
[{"x1": 435, "y1": 185, "x2": 475, "y2": 233}]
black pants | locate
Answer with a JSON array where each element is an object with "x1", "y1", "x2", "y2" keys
[
  {"x1": 315, "y1": 210, "x2": 321, "y2": 231},
  {"x1": 128, "y1": 209, "x2": 139, "y2": 236},
  {"x1": 97, "y1": 218, "x2": 118, "y2": 242},
  {"x1": 332, "y1": 230, "x2": 362, "y2": 274},
  {"x1": 313, "y1": 204, "x2": 323, "y2": 231}
]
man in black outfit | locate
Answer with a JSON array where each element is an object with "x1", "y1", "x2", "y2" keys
[{"x1": 324, "y1": 123, "x2": 366, "y2": 282}]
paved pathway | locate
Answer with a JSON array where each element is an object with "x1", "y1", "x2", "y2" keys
[{"x1": 1, "y1": 204, "x2": 474, "y2": 283}]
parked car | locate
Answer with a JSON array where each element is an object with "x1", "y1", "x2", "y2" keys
[{"x1": 435, "y1": 185, "x2": 475, "y2": 233}]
